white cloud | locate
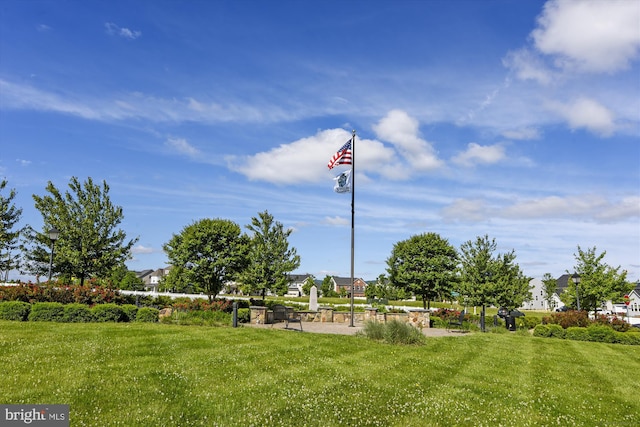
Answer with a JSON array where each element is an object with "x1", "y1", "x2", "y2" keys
[
  {"x1": 441, "y1": 194, "x2": 639, "y2": 224},
  {"x1": 322, "y1": 216, "x2": 349, "y2": 226},
  {"x1": 532, "y1": 0, "x2": 640, "y2": 73},
  {"x1": 373, "y1": 110, "x2": 443, "y2": 171},
  {"x1": 132, "y1": 244, "x2": 155, "y2": 254},
  {"x1": 230, "y1": 128, "x2": 394, "y2": 184},
  {"x1": 165, "y1": 137, "x2": 200, "y2": 157},
  {"x1": 549, "y1": 97, "x2": 615, "y2": 136},
  {"x1": 501, "y1": 127, "x2": 541, "y2": 141},
  {"x1": 502, "y1": 48, "x2": 554, "y2": 85},
  {"x1": 105, "y1": 22, "x2": 141, "y2": 40},
  {"x1": 16, "y1": 159, "x2": 31, "y2": 166},
  {"x1": 451, "y1": 143, "x2": 506, "y2": 167}
]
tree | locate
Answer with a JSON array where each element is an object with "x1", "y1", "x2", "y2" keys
[
  {"x1": 541, "y1": 273, "x2": 558, "y2": 310},
  {"x1": 163, "y1": 218, "x2": 248, "y2": 301},
  {"x1": 387, "y1": 232, "x2": 458, "y2": 309},
  {"x1": 0, "y1": 180, "x2": 23, "y2": 280},
  {"x1": 320, "y1": 275, "x2": 337, "y2": 297},
  {"x1": 458, "y1": 235, "x2": 531, "y2": 329},
  {"x1": 563, "y1": 246, "x2": 631, "y2": 313},
  {"x1": 109, "y1": 265, "x2": 144, "y2": 291},
  {"x1": 239, "y1": 211, "x2": 300, "y2": 299},
  {"x1": 22, "y1": 177, "x2": 137, "y2": 285},
  {"x1": 301, "y1": 275, "x2": 316, "y2": 296},
  {"x1": 159, "y1": 266, "x2": 192, "y2": 293}
]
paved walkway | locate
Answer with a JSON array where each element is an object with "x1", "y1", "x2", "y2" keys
[{"x1": 244, "y1": 321, "x2": 468, "y2": 337}]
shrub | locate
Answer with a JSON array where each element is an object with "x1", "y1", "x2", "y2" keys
[
  {"x1": 564, "y1": 327, "x2": 590, "y2": 342},
  {"x1": 121, "y1": 304, "x2": 138, "y2": 322},
  {"x1": 92, "y1": 303, "x2": 126, "y2": 322},
  {"x1": 136, "y1": 307, "x2": 159, "y2": 323},
  {"x1": 62, "y1": 303, "x2": 94, "y2": 322},
  {"x1": 533, "y1": 324, "x2": 550, "y2": 337},
  {"x1": 617, "y1": 331, "x2": 640, "y2": 346},
  {"x1": 359, "y1": 320, "x2": 426, "y2": 345},
  {"x1": 547, "y1": 324, "x2": 565, "y2": 339},
  {"x1": 0, "y1": 301, "x2": 31, "y2": 321},
  {"x1": 542, "y1": 310, "x2": 590, "y2": 328},
  {"x1": 237, "y1": 308, "x2": 250, "y2": 323},
  {"x1": 587, "y1": 325, "x2": 616, "y2": 343},
  {"x1": 28, "y1": 302, "x2": 65, "y2": 322},
  {"x1": 519, "y1": 316, "x2": 541, "y2": 330}
]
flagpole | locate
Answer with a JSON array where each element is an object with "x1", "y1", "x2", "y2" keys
[{"x1": 349, "y1": 130, "x2": 356, "y2": 327}]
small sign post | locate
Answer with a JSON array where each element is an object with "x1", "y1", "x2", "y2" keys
[{"x1": 623, "y1": 295, "x2": 630, "y2": 324}]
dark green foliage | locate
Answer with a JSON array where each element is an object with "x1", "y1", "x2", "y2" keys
[
  {"x1": 120, "y1": 304, "x2": 138, "y2": 322},
  {"x1": 28, "y1": 302, "x2": 64, "y2": 321},
  {"x1": 62, "y1": 303, "x2": 94, "y2": 323},
  {"x1": 22, "y1": 177, "x2": 138, "y2": 284},
  {"x1": 547, "y1": 324, "x2": 565, "y2": 338},
  {"x1": 91, "y1": 303, "x2": 126, "y2": 322},
  {"x1": 0, "y1": 301, "x2": 31, "y2": 321},
  {"x1": 564, "y1": 327, "x2": 590, "y2": 341},
  {"x1": 0, "y1": 180, "x2": 23, "y2": 277},
  {"x1": 387, "y1": 232, "x2": 458, "y2": 309},
  {"x1": 237, "y1": 308, "x2": 250, "y2": 323},
  {"x1": 586, "y1": 325, "x2": 616, "y2": 343},
  {"x1": 136, "y1": 307, "x2": 159, "y2": 323}
]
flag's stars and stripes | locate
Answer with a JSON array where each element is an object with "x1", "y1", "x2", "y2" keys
[{"x1": 327, "y1": 140, "x2": 352, "y2": 169}]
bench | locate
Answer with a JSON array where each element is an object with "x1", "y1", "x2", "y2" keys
[
  {"x1": 447, "y1": 310, "x2": 467, "y2": 332},
  {"x1": 271, "y1": 304, "x2": 303, "y2": 331}
]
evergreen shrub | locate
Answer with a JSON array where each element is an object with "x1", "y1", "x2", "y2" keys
[
  {"x1": 28, "y1": 302, "x2": 65, "y2": 321},
  {"x1": 92, "y1": 303, "x2": 126, "y2": 322},
  {"x1": 136, "y1": 307, "x2": 159, "y2": 323},
  {"x1": 0, "y1": 301, "x2": 31, "y2": 321},
  {"x1": 62, "y1": 303, "x2": 94, "y2": 322},
  {"x1": 121, "y1": 304, "x2": 138, "y2": 322}
]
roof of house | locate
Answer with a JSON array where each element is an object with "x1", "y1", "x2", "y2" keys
[
  {"x1": 332, "y1": 276, "x2": 365, "y2": 286},
  {"x1": 135, "y1": 269, "x2": 154, "y2": 279}
]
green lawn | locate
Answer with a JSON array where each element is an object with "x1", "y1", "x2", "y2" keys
[{"x1": 1, "y1": 321, "x2": 638, "y2": 426}]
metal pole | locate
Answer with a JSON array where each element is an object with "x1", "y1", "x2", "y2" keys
[
  {"x1": 47, "y1": 240, "x2": 55, "y2": 282},
  {"x1": 349, "y1": 130, "x2": 356, "y2": 327}
]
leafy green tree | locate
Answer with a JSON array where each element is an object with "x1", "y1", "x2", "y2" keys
[
  {"x1": 109, "y1": 265, "x2": 144, "y2": 290},
  {"x1": 0, "y1": 180, "x2": 23, "y2": 280},
  {"x1": 301, "y1": 275, "x2": 316, "y2": 296},
  {"x1": 563, "y1": 246, "x2": 631, "y2": 313},
  {"x1": 320, "y1": 275, "x2": 337, "y2": 297},
  {"x1": 158, "y1": 266, "x2": 193, "y2": 293},
  {"x1": 458, "y1": 235, "x2": 531, "y2": 316},
  {"x1": 22, "y1": 177, "x2": 137, "y2": 285},
  {"x1": 492, "y1": 250, "x2": 531, "y2": 311},
  {"x1": 387, "y1": 232, "x2": 458, "y2": 309},
  {"x1": 541, "y1": 273, "x2": 558, "y2": 310},
  {"x1": 239, "y1": 211, "x2": 300, "y2": 299},
  {"x1": 163, "y1": 218, "x2": 248, "y2": 301}
]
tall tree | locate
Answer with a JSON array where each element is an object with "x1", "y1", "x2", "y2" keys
[
  {"x1": 320, "y1": 275, "x2": 336, "y2": 297},
  {"x1": 163, "y1": 218, "x2": 248, "y2": 301},
  {"x1": 0, "y1": 180, "x2": 23, "y2": 281},
  {"x1": 240, "y1": 211, "x2": 300, "y2": 299},
  {"x1": 22, "y1": 177, "x2": 137, "y2": 285},
  {"x1": 563, "y1": 246, "x2": 631, "y2": 313},
  {"x1": 541, "y1": 273, "x2": 558, "y2": 310},
  {"x1": 387, "y1": 232, "x2": 458, "y2": 309},
  {"x1": 457, "y1": 235, "x2": 498, "y2": 311},
  {"x1": 492, "y1": 250, "x2": 532, "y2": 311},
  {"x1": 301, "y1": 275, "x2": 316, "y2": 296}
]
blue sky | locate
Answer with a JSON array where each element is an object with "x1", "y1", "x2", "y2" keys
[{"x1": 1, "y1": 0, "x2": 639, "y2": 283}]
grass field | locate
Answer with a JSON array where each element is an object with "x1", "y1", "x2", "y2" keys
[{"x1": 1, "y1": 321, "x2": 639, "y2": 426}]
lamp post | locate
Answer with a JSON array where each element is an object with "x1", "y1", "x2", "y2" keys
[
  {"x1": 47, "y1": 227, "x2": 60, "y2": 283},
  {"x1": 571, "y1": 273, "x2": 581, "y2": 311}
]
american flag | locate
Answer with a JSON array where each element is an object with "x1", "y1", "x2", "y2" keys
[{"x1": 327, "y1": 140, "x2": 352, "y2": 169}]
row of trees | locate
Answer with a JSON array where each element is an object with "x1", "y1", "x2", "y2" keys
[
  {"x1": 0, "y1": 178, "x2": 301, "y2": 301},
  {"x1": 0, "y1": 178, "x2": 632, "y2": 311}
]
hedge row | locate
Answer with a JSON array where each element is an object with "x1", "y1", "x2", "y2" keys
[
  {"x1": 0, "y1": 301, "x2": 159, "y2": 323},
  {"x1": 533, "y1": 324, "x2": 640, "y2": 345}
]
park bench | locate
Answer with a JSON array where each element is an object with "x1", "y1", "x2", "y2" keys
[
  {"x1": 271, "y1": 304, "x2": 303, "y2": 331},
  {"x1": 447, "y1": 310, "x2": 467, "y2": 332}
]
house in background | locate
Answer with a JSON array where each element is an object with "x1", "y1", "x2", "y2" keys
[
  {"x1": 286, "y1": 274, "x2": 317, "y2": 297},
  {"x1": 522, "y1": 278, "x2": 548, "y2": 310},
  {"x1": 136, "y1": 267, "x2": 171, "y2": 292},
  {"x1": 331, "y1": 276, "x2": 367, "y2": 298}
]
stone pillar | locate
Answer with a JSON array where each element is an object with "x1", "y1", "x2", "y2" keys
[
  {"x1": 250, "y1": 306, "x2": 268, "y2": 324},
  {"x1": 319, "y1": 306, "x2": 334, "y2": 323},
  {"x1": 365, "y1": 307, "x2": 378, "y2": 322},
  {"x1": 309, "y1": 285, "x2": 318, "y2": 312},
  {"x1": 408, "y1": 309, "x2": 430, "y2": 328}
]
